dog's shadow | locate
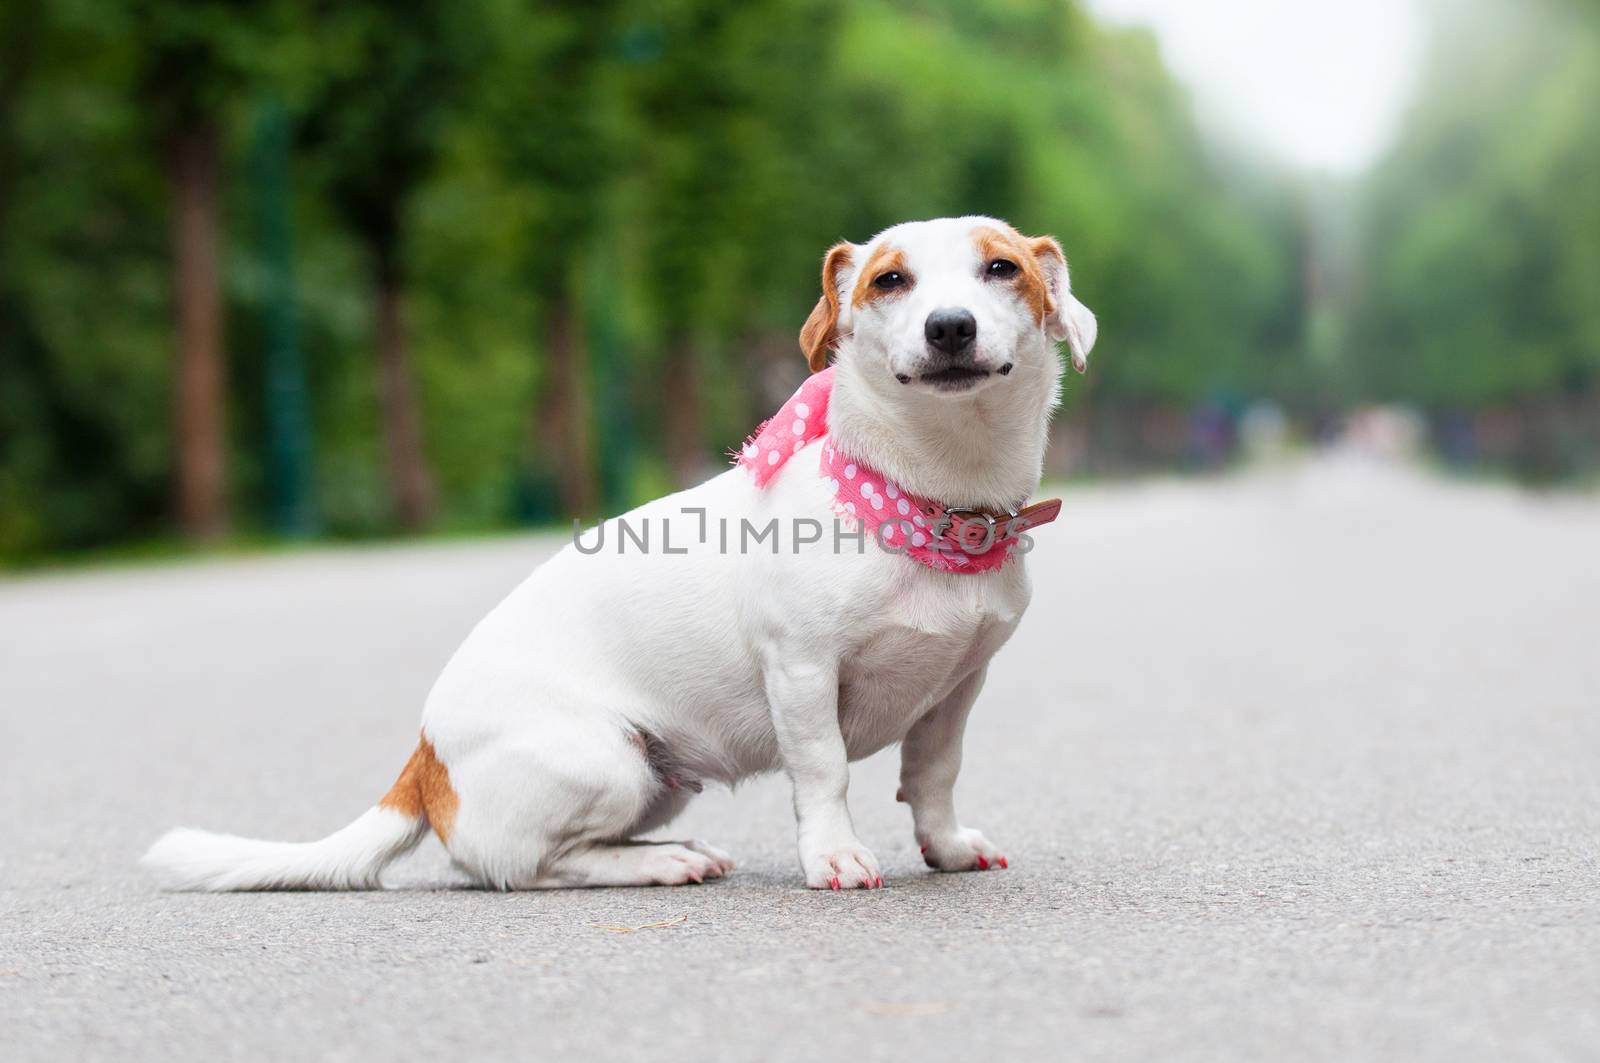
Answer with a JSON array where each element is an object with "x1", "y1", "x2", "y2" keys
[{"x1": 385, "y1": 865, "x2": 1006, "y2": 897}]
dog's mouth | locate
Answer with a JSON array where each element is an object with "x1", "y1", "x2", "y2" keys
[{"x1": 918, "y1": 365, "x2": 991, "y2": 392}]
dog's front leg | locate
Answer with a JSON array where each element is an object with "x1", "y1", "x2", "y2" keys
[
  {"x1": 899, "y1": 667, "x2": 1008, "y2": 873},
  {"x1": 764, "y1": 655, "x2": 882, "y2": 890}
]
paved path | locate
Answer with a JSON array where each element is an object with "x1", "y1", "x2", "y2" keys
[{"x1": 3, "y1": 457, "x2": 1597, "y2": 1061}]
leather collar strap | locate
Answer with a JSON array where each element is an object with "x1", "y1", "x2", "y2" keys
[{"x1": 935, "y1": 498, "x2": 1062, "y2": 551}]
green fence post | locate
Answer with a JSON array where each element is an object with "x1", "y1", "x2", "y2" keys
[{"x1": 252, "y1": 96, "x2": 317, "y2": 537}]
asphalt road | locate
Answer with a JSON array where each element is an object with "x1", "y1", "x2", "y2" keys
[{"x1": 3, "y1": 456, "x2": 1597, "y2": 1062}]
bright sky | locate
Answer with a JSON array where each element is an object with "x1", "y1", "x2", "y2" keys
[{"x1": 1086, "y1": 0, "x2": 1426, "y2": 175}]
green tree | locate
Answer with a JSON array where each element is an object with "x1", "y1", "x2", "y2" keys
[
  {"x1": 470, "y1": 0, "x2": 632, "y2": 519},
  {"x1": 298, "y1": 1, "x2": 489, "y2": 530},
  {"x1": 618, "y1": 0, "x2": 849, "y2": 484},
  {"x1": 130, "y1": 2, "x2": 279, "y2": 540}
]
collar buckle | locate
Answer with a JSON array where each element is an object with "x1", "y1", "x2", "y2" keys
[{"x1": 941, "y1": 507, "x2": 1015, "y2": 552}]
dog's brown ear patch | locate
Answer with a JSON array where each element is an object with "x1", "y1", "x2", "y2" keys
[
  {"x1": 379, "y1": 735, "x2": 460, "y2": 844},
  {"x1": 800, "y1": 242, "x2": 854, "y2": 373},
  {"x1": 1026, "y1": 236, "x2": 1066, "y2": 317},
  {"x1": 1026, "y1": 234, "x2": 1096, "y2": 372}
]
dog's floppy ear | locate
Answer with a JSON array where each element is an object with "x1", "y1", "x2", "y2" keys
[
  {"x1": 799, "y1": 242, "x2": 855, "y2": 373},
  {"x1": 1028, "y1": 236, "x2": 1097, "y2": 373}
]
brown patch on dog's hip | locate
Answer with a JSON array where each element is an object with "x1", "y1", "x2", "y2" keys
[{"x1": 379, "y1": 735, "x2": 460, "y2": 843}]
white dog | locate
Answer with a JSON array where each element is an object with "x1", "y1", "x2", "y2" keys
[{"x1": 143, "y1": 216, "x2": 1097, "y2": 892}]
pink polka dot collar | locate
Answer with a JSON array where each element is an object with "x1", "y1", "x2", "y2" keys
[{"x1": 737, "y1": 367, "x2": 1061, "y2": 573}]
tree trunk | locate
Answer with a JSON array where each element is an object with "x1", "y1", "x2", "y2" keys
[
  {"x1": 662, "y1": 331, "x2": 706, "y2": 487},
  {"x1": 373, "y1": 264, "x2": 437, "y2": 530},
  {"x1": 538, "y1": 295, "x2": 598, "y2": 517},
  {"x1": 169, "y1": 119, "x2": 228, "y2": 541}
]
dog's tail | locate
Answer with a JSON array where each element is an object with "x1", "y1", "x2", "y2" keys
[{"x1": 140, "y1": 738, "x2": 453, "y2": 892}]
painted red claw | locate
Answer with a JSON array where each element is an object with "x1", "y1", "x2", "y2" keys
[
  {"x1": 976, "y1": 855, "x2": 990, "y2": 870},
  {"x1": 874, "y1": 876, "x2": 884, "y2": 888},
  {"x1": 997, "y1": 856, "x2": 1009, "y2": 869},
  {"x1": 830, "y1": 876, "x2": 842, "y2": 891}
]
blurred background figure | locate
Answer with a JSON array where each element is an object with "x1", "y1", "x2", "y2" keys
[{"x1": 1, "y1": 0, "x2": 1595, "y2": 563}]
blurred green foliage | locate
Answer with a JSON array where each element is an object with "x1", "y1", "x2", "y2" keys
[
  {"x1": 1, "y1": 0, "x2": 1594, "y2": 559},
  {"x1": 1351, "y1": 0, "x2": 1600, "y2": 477}
]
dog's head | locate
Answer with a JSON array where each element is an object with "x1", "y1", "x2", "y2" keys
[{"x1": 799, "y1": 216, "x2": 1097, "y2": 395}]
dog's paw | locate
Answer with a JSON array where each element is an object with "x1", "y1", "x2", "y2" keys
[
  {"x1": 638, "y1": 843, "x2": 730, "y2": 885},
  {"x1": 681, "y1": 839, "x2": 737, "y2": 876},
  {"x1": 802, "y1": 842, "x2": 884, "y2": 890},
  {"x1": 919, "y1": 827, "x2": 1008, "y2": 873}
]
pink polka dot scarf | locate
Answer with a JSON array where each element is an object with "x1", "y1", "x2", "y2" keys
[{"x1": 737, "y1": 367, "x2": 1060, "y2": 573}]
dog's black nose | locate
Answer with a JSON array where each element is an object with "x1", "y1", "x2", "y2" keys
[{"x1": 924, "y1": 307, "x2": 977, "y2": 356}]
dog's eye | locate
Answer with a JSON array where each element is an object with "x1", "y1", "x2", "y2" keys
[
  {"x1": 987, "y1": 259, "x2": 1019, "y2": 279},
  {"x1": 873, "y1": 271, "x2": 906, "y2": 290}
]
